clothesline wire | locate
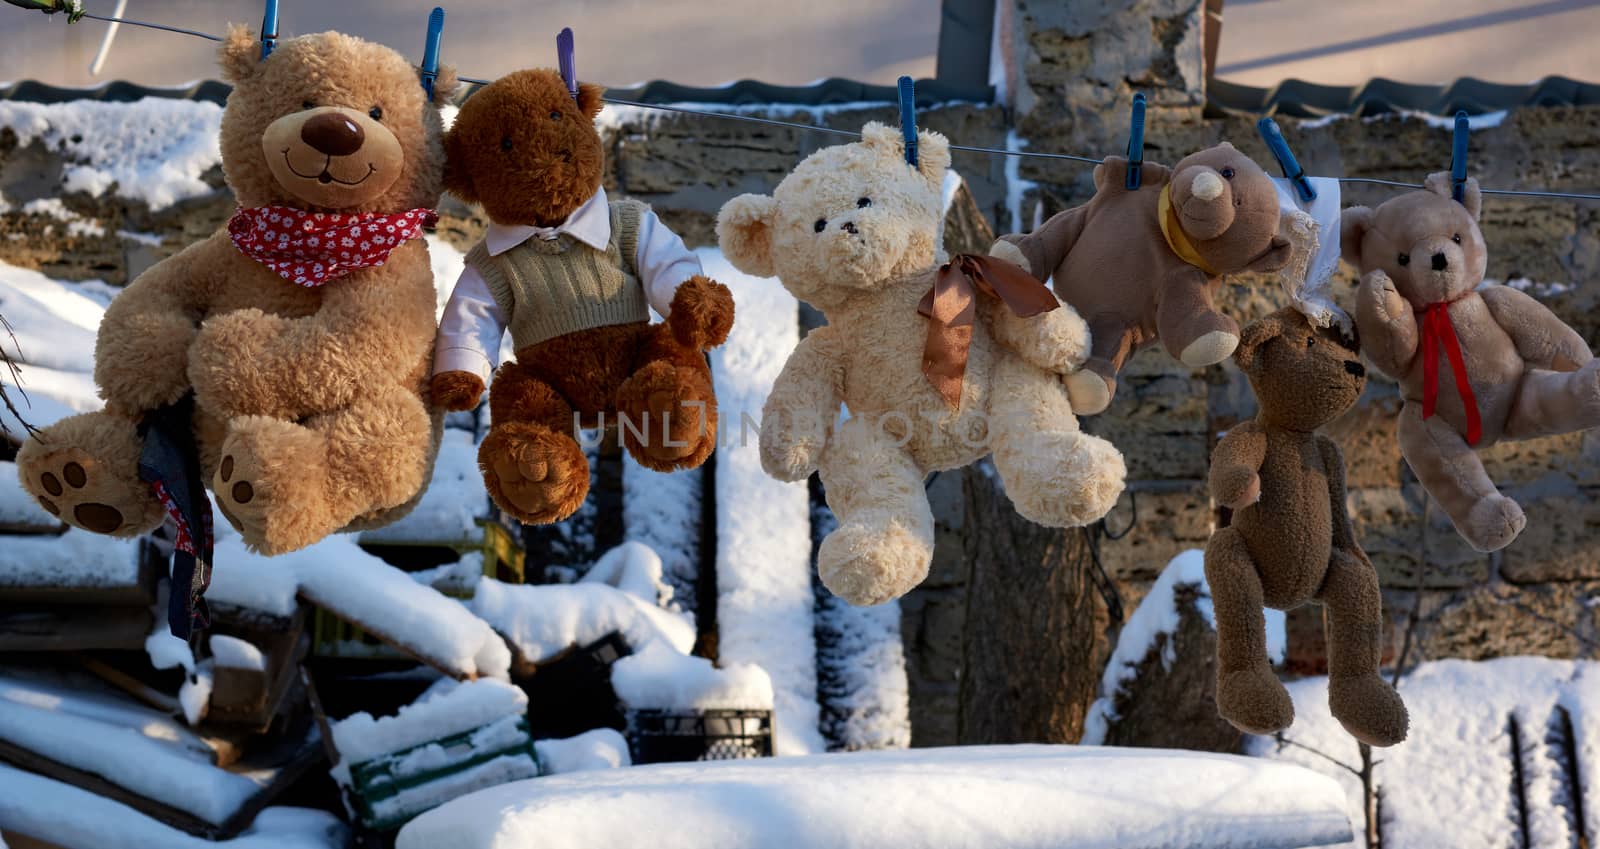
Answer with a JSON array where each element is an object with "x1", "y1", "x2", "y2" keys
[{"x1": 21, "y1": 10, "x2": 1600, "y2": 203}]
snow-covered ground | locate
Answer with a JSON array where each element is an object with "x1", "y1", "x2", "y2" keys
[{"x1": 397, "y1": 744, "x2": 1352, "y2": 849}]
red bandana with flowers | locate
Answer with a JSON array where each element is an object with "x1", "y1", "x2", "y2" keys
[{"x1": 227, "y1": 206, "x2": 437, "y2": 287}]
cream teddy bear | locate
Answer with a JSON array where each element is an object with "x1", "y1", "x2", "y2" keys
[{"x1": 716, "y1": 123, "x2": 1126, "y2": 606}]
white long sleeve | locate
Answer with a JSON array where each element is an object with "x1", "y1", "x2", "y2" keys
[
  {"x1": 633, "y1": 206, "x2": 704, "y2": 318},
  {"x1": 432, "y1": 263, "x2": 507, "y2": 382}
]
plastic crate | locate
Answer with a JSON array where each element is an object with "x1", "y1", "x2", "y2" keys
[
  {"x1": 625, "y1": 708, "x2": 774, "y2": 764},
  {"x1": 525, "y1": 632, "x2": 631, "y2": 739},
  {"x1": 346, "y1": 715, "x2": 541, "y2": 832}
]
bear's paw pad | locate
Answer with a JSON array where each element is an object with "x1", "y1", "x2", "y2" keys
[{"x1": 27, "y1": 449, "x2": 136, "y2": 534}]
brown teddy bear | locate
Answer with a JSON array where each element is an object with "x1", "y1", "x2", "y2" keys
[
  {"x1": 16, "y1": 27, "x2": 456, "y2": 555},
  {"x1": 1206, "y1": 307, "x2": 1408, "y2": 747},
  {"x1": 429, "y1": 69, "x2": 734, "y2": 525},
  {"x1": 717, "y1": 123, "x2": 1126, "y2": 606},
  {"x1": 1343, "y1": 174, "x2": 1600, "y2": 552},
  {"x1": 990, "y1": 144, "x2": 1293, "y2": 415}
]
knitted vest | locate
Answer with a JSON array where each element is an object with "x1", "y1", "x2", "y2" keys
[{"x1": 466, "y1": 199, "x2": 647, "y2": 349}]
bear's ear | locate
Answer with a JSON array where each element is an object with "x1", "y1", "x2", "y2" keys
[
  {"x1": 1340, "y1": 206, "x2": 1374, "y2": 269},
  {"x1": 859, "y1": 122, "x2": 904, "y2": 160},
  {"x1": 1423, "y1": 171, "x2": 1483, "y2": 221},
  {"x1": 576, "y1": 82, "x2": 606, "y2": 121},
  {"x1": 219, "y1": 23, "x2": 261, "y2": 84},
  {"x1": 442, "y1": 127, "x2": 477, "y2": 206},
  {"x1": 717, "y1": 193, "x2": 779, "y2": 278},
  {"x1": 1233, "y1": 310, "x2": 1290, "y2": 372},
  {"x1": 913, "y1": 128, "x2": 951, "y2": 187},
  {"x1": 429, "y1": 65, "x2": 461, "y2": 108}
]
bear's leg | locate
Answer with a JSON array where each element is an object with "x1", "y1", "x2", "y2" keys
[
  {"x1": 16, "y1": 410, "x2": 166, "y2": 536},
  {"x1": 214, "y1": 385, "x2": 432, "y2": 554},
  {"x1": 615, "y1": 325, "x2": 717, "y2": 472},
  {"x1": 1205, "y1": 526, "x2": 1295, "y2": 735},
  {"x1": 1064, "y1": 317, "x2": 1134, "y2": 416},
  {"x1": 1318, "y1": 550, "x2": 1409, "y2": 747},
  {"x1": 815, "y1": 416, "x2": 933, "y2": 606},
  {"x1": 988, "y1": 355, "x2": 1125, "y2": 527},
  {"x1": 1502, "y1": 360, "x2": 1600, "y2": 440},
  {"x1": 1397, "y1": 403, "x2": 1524, "y2": 552},
  {"x1": 480, "y1": 361, "x2": 590, "y2": 525}
]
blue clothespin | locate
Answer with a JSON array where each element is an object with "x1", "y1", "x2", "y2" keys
[
  {"x1": 1450, "y1": 110, "x2": 1470, "y2": 204},
  {"x1": 557, "y1": 27, "x2": 578, "y2": 102},
  {"x1": 898, "y1": 75, "x2": 918, "y2": 168},
  {"x1": 259, "y1": 0, "x2": 278, "y2": 60},
  {"x1": 420, "y1": 7, "x2": 444, "y2": 99},
  {"x1": 1256, "y1": 117, "x2": 1317, "y2": 203},
  {"x1": 1125, "y1": 93, "x2": 1146, "y2": 190}
]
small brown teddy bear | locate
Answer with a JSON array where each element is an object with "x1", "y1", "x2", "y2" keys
[
  {"x1": 1344, "y1": 173, "x2": 1600, "y2": 553},
  {"x1": 990, "y1": 144, "x2": 1293, "y2": 415},
  {"x1": 17, "y1": 27, "x2": 456, "y2": 555},
  {"x1": 1206, "y1": 307, "x2": 1408, "y2": 747},
  {"x1": 430, "y1": 69, "x2": 734, "y2": 525}
]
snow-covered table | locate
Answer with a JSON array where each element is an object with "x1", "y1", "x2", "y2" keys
[{"x1": 397, "y1": 744, "x2": 1352, "y2": 849}]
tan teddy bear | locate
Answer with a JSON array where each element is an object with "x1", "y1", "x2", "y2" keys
[
  {"x1": 990, "y1": 145, "x2": 1293, "y2": 415},
  {"x1": 1343, "y1": 173, "x2": 1600, "y2": 552},
  {"x1": 717, "y1": 123, "x2": 1126, "y2": 606},
  {"x1": 16, "y1": 26, "x2": 455, "y2": 555}
]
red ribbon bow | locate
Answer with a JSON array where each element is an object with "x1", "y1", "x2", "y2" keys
[
  {"x1": 917, "y1": 253, "x2": 1060, "y2": 408},
  {"x1": 228, "y1": 206, "x2": 437, "y2": 287},
  {"x1": 1419, "y1": 300, "x2": 1482, "y2": 446}
]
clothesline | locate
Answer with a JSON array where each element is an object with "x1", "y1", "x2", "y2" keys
[{"x1": 15, "y1": 8, "x2": 1600, "y2": 203}]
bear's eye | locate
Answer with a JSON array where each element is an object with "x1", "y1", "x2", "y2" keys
[
  {"x1": 1221, "y1": 167, "x2": 1236, "y2": 179},
  {"x1": 501, "y1": 136, "x2": 514, "y2": 152},
  {"x1": 1452, "y1": 233, "x2": 1462, "y2": 244},
  {"x1": 1305, "y1": 335, "x2": 1316, "y2": 349},
  {"x1": 302, "y1": 100, "x2": 315, "y2": 109},
  {"x1": 549, "y1": 110, "x2": 562, "y2": 121},
  {"x1": 1397, "y1": 253, "x2": 1410, "y2": 267},
  {"x1": 368, "y1": 106, "x2": 383, "y2": 121},
  {"x1": 813, "y1": 219, "x2": 828, "y2": 233},
  {"x1": 857, "y1": 197, "x2": 872, "y2": 208}
]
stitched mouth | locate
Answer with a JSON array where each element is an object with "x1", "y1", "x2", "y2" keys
[{"x1": 282, "y1": 149, "x2": 377, "y2": 186}]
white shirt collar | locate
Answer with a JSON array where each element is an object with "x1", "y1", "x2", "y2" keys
[{"x1": 484, "y1": 187, "x2": 611, "y2": 256}]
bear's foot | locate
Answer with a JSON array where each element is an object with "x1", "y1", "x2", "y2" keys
[
  {"x1": 1064, "y1": 370, "x2": 1114, "y2": 416},
  {"x1": 1460, "y1": 493, "x2": 1526, "y2": 552},
  {"x1": 214, "y1": 417, "x2": 332, "y2": 555},
  {"x1": 17, "y1": 412, "x2": 164, "y2": 537},
  {"x1": 479, "y1": 421, "x2": 589, "y2": 525},
  {"x1": 816, "y1": 517, "x2": 932, "y2": 606},
  {"x1": 1216, "y1": 666, "x2": 1295, "y2": 736},
  {"x1": 617, "y1": 362, "x2": 716, "y2": 471},
  {"x1": 1179, "y1": 329, "x2": 1241, "y2": 367},
  {"x1": 1328, "y1": 673, "x2": 1409, "y2": 747},
  {"x1": 999, "y1": 430, "x2": 1126, "y2": 528}
]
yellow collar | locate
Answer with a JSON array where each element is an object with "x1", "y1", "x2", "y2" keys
[{"x1": 1158, "y1": 184, "x2": 1221, "y2": 277}]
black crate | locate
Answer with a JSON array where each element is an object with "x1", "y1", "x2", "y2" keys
[
  {"x1": 524, "y1": 632, "x2": 631, "y2": 739},
  {"x1": 626, "y1": 708, "x2": 774, "y2": 764}
]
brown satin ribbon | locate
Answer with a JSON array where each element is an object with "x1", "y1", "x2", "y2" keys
[{"x1": 917, "y1": 253, "x2": 1060, "y2": 408}]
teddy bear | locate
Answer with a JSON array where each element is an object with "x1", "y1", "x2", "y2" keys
[
  {"x1": 989, "y1": 144, "x2": 1294, "y2": 415},
  {"x1": 16, "y1": 26, "x2": 456, "y2": 557},
  {"x1": 1206, "y1": 306, "x2": 1409, "y2": 747},
  {"x1": 428, "y1": 69, "x2": 734, "y2": 525},
  {"x1": 716, "y1": 122, "x2": 1126, "y2": 606},
  {"x1": 1343, "y1": 173, "x2": 1600, "y2": 552}
]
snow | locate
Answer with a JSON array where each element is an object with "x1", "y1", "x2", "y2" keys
[
  {"x1": 1247, "y1": 657, "x2": 1592, "y2": 849},
  {"x1": 622, "y1": 455, "x2": 702, "y2": 617},
  {"x1": 701, "y1": 247, "x2": 823, "y2": 756},
  {"x1": 0, "y1": 460, "x2": 61, "y2": 531},
  {"x1": 396, "y1": 745, "x2": 1353, "y2": 849},
  {"x1": 611, "y1": 642, "x2": 774, "y2": 711},
  {"x1": 331, "y1": 678, "x2": 528, "y2": 769},
  {"x1": 471, "y1": 577, "x2": 694, "y2": 665},
  {"x1": 179, "y1": 662, "x2": 213, "y2": 725},
  {"x1": 19, "y1": 198, "x2": 105, "y2": 238},
  {"x1": 1083, "y1": 550, "x2": 1286, "y2": 746},
  {"x1": 211, "y1": 634, "x2": 266, "y2": 670},
  {"x1": 0, "y1": 673, "x2": 263, "y2": 825},
  {"x1": 580, "y1": 540, "x2": 673, "y2": 606},
  {"x1": 0, "y1": 259, "x2": 108, "y2": 432},
  {"x1": 1002, "y1": 130, "x2": 1043, "y2": 233},
  {"x1": 360, "y1": 427, "x2": 489, "y2": 544},
  {"x1": 535, "y1": 729, "x2": 631, "y2": 775},
  {"x1": 0, "y1": 765, "x2": 347, "y2": 849},
  {"x1": 0, "y1": 98, "x2": 223, "y2": 210}
]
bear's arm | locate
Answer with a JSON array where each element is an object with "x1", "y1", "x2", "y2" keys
[
  {"x1": 1354, "y1": 270, "x2": 1418, "y2": 380},
  {"x1": 1090, "y1": 155, "x2": 1171, "y2": 196},
  {"x1": 187, "y1": 241, "x2": 438, "y2": 420},
  {"x1": 991, "y1": 203, "x2": 1091, "y2": 283},
  {"x1": 1209, "y1": 419, "x2": 1267, "y2": 510},
  {"x1": 94, "y1": 237, "x2": 218, "y2": 414},
  {"x1": 759, "y1": 327, "x2": 845, "y2": 483},
  {"x1": 983, "y1": 296, "x2": 1090, "y2": 375},
  {"x1": 1317, "y1": 434, "x2": 1364, "y2": 558},
  {"x1": 1480, "y1": 285, "x2": 1593, "y2": 372}
]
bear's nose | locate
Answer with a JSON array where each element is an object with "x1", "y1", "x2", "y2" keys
[
  {"x1": 1431, "y1": 252, "x2": 1449, "y2": 271},
  {"x1": 1191, "y1": 171, "x2": 1225, "y2": 201},
  {"x1": 1344, "y1": 360, "x2": 1366, "y2": 377},
  {"x1": 840, "y1": 221, "x2": 859, "y2": 235},
  {"x1": 301, "y1": 112, "x2": 365, "y2": 157}
]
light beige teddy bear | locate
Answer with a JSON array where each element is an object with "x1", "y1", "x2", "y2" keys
[{"x1": 716, "y1": 123, "x2": 1126, "y2": 606}]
